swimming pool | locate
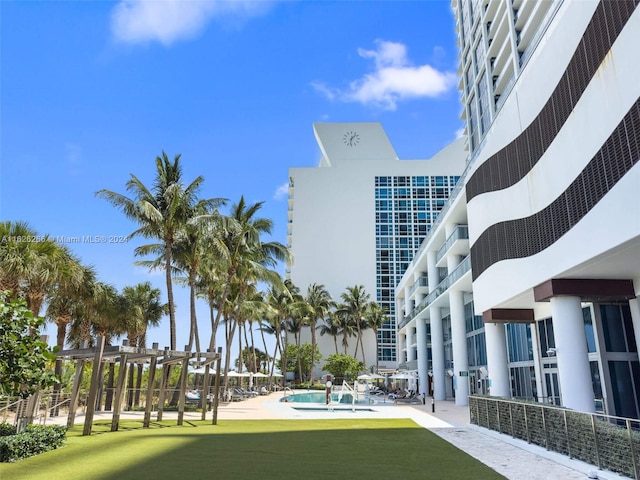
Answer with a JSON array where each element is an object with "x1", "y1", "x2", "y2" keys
[{"x1": 280, "y1": 391, "x2": 371, "y2": 404}]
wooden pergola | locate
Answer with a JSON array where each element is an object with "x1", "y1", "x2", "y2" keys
[{"x1": 55, "y1": 336, "x2": 223, "y2": 436}]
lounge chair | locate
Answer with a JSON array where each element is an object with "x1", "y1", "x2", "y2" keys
[{"x1": 394, "y1": 392, "x2": 423, "y2": 405}]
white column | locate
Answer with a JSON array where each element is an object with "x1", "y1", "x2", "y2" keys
[
  {"x1": 396, "y1": 333, "x2": 404, "y2": 365},
  {"x1": 484, "y1": 322, "x2": 510, "y2": 397},
  {"x1": 629, "y1": 297, "x2": 640, "y2": 355},
  {"x1": 404, "y1": 286, "x2": 411, "y2": 316},
  {"x1": 427, "y1": 251, "x2": 438, "y2": 291},
  {"x1": 406, "y1": 327, "x2": 416, "y2": 362},
  {"x1": 551, "y1": 296, "x2": 595, "y2": 413},
  {"x1": 415, "y1": 318, "x2": 428, "y2": 396},
  {"x1": 450, "y1": 289, "x2": 469, "y2": 406},
  {"x1": 430, "y1": 306, "x2": 445, "y2": 400}
]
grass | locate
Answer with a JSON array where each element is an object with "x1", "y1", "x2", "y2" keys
[{"x1": 0, "y1": 419, "x2": 505, "y2": 480}]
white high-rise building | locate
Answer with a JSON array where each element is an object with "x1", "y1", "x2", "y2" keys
[
  {"x1": 287, "y1": 122, "x2": 466, "y2": 375},
  {"x1": 397, "y1": 0, "x2": 640, "y2": 419}
]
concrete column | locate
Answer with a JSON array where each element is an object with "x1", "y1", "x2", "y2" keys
[
  {"x1": 415, "y1": 318, "x2": 428, "y2": 395},
  {"x1": 404, "y1": 286, "x2": 411, "y2": 316},
  {"x1": 450, "y1": 289, "x2": 469, "y2": 406},
  {"x1": 430, "y1": 306, "x2": 445, "y2": 400},
  {"x1": 406, "y1": 327, "x2": 416, "y2": 362},
  {"x1": 447, "y1": 254, "x2": 461, "y2": 273},
  {"x1": 427, "y1": 251, "x2": 438, "y2": 291},
  {"x1": 551, "y1": 296, "x2": 595, "y2": 413},
  {"x1": 484, "y1": 322, "x2": 510, "y2": 397},
  {"x1": 629, "y1": 297, "x2": 640, "y2": 355},
  {"x1": 398, "y1": 333, "x2": 406, "y2": 364}
]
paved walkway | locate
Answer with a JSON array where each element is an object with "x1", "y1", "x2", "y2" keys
[{"x1": 50, "y1": 393, "x2": 631, "y2": 480}]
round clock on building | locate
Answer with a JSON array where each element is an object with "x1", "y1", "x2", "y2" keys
[{"x1": 343, "y1": 131, "x2": 360, "y2": 147}]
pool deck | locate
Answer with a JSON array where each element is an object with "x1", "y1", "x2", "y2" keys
[{"x1": 48, "y1": 391, "x2": 630, "y2": 480}]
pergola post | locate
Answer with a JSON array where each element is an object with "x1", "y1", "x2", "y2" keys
[
  {"x1": 83, "y1": 336, "x2": 105, "y2": 436},
  {"x1": 143, "y1": 343, "x2": 159, "y2": 428},
  {"x1": 212, "y1": 347, "x2": 222, "y2": 425},
  {"x1": 201, "y1": 360, "x2": 212, "y2": 421},
  {"x1": 110, "y1": 343, "x2": 129, "y2": 432},
  {"x1": 156, "y1": 347, "x2": 169, "y2": 422},
  {"x1": 177, "y1": 349, "x2": 190, "y2": 426},
  {"x1": 66, "y1": 357, "x2": 86, "y2": 428}
]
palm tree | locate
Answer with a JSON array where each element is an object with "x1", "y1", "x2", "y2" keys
[
  {"x1": 97, "y1": 152, "x2": 215, "y2": 351},
  {"x1": 121, "y1": 282, "x2": 166, "y2": 407},
  {"x1": 338, "y1": 285, "x2": 370, "y2": 365},
  {"x1": 0, "y1": 221, "x2": 69, "y2": 316},
  {"x1": 334, "y1": 305, "x2": 356, "y2": 355},
  {"x1": 214, "y1": 196, "x2": 289, "y2": 393},
  {"x1": 264, "y1": 282, "x2": 293, "y2": 385},
  {"x1": 46, "y1": 261, "x2": 98, "y2": 415},
  {"x1": 318, "y1": 311, "x2": 341, "y2": 354},
  {"x1": 363, "y1": 301, "x2": 389, "y2": 373},
  {"x1": 305, "y1": 283, "x2": 333, "y2": 384}
]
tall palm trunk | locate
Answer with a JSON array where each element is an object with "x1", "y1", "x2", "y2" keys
[
  {"x1": 309, "y1": 319, "x2": 317, "y2": 383},
  {"x1": 187, "y1": 271, "x2": 200, "y2": 353},
  {"x1": 356, "y1": 317, "x2": 366, "y2": 366},
  {"x1": 209, "y1": 266, "x2": 236, "y2": 351},
  {"x1": 248, "y1": 320, "x2": 257, "y2": 372},
  {"x1": 51, "y1": 317, "x2": 70, "y2": 416},
  {"x1": 164, "y1": 240, "x2": 176, "y2": 350},
  {"x1": 164, "y1": 240, "x2": 177, "y2": 405}
]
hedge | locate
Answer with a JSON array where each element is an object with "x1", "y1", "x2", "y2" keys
[{"x1": 0, "y1": 424, "x2": 67, "y2": 462}]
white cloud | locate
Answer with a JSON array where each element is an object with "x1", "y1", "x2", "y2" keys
[
  {"x1": 273, "y1": 182, "x2": 289, "y2": 200},
  {"x1": 313, "y1": 39, "x2": 457, "y2": 111},
  {"x1": 455, "y1": 127, "x2": 465, "y2": 139},
  {"x1": 111, "y1": 0, "x2": 273, "y2": 46}
]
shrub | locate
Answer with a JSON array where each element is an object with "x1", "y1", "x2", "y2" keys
[
  {"x1": 0, "y1": 424, "x2": 67, "y2": 462},
  {"x1": 0, "y1": 423, "x2": 17, "y2": 436}
]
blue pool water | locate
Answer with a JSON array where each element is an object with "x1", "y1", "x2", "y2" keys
[{"x1": 280, "y1": 391, "x2": 363, "y2": 404}]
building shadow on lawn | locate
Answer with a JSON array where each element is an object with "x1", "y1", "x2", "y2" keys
[{"x1": 2, "y1": 419, "x2": 506, "y2": 480}]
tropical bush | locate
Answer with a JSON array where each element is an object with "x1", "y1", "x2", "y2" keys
[
  {"x1": 0, "y1": 424, "x2": 67, "y2": 462},
  {"x1": 322, "y1": 353, "x2": 363, "y2": 381}
]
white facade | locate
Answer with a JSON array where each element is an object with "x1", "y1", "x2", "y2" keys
[
  {"x1": 288, "y1": 122, "x2": 466, "y2": 376},
  {"x1": 397, "y1": 0, "x2": 640, "y2": 417}
]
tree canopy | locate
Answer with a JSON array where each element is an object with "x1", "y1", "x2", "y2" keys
[{"x1": 0, "y1": 292, "x2": 58, "y2": 398}]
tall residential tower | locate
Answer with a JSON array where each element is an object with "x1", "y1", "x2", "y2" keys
[{"x1": 288, "y1": 122, "x2": 465, "y2": 374}]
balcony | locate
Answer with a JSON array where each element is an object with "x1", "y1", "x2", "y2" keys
[
  {"x1": 435, "y1": 225, "x2": 469, "y2": 266},
  {"x1": 408, "y1": 275, "x2": 428, "y2": 297},
  {"x1": 398, "y1": 255, "x2": 472, "y2": 331}
]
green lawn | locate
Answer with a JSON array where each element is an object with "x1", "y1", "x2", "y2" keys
[{"x1": 0, "y1": 419, "x2": 505, "y2": 480}]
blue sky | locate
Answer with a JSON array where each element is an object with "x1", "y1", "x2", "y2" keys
[{"x1": 1, "y1": 0, "x2": 463, "y2": 356}]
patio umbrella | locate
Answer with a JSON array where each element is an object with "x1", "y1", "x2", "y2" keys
[
  {"x1": 390, "y1": 372, "x2": 415, "y2": 380},
  {"x1": 189, "y1": 366, "x2": 211, "y2": 375},
  {"x1": 369, "y1": 373, "x2": 386, "y2": 379},
  {"x1": 357, "y1": 374, "x2": 373, "y2": 380},
  {"x1": 252, "y1": 372, "x2": 268, "y2": 377}
]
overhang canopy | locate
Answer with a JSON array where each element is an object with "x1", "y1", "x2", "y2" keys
[
  {"x1": 533, "y1": 279, "x2": 636, "y2": 302},
  {"x1": 482, "y1": 308, "x2": 535, "y2": 324}
]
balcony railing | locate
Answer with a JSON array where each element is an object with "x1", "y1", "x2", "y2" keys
[
  {"x1": 398, "y1": 255, "x2": 471, "y2": 331},
  {"x1": 408, "y1": 275, "x2": 428, "y2": 297},
  {"x1": 435, "y1": 225, "x2": 469, "y2": 264}
]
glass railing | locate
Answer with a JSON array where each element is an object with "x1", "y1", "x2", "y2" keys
[
  {"x1": 408, "y1": 276, "x2": 428, "y2": 297},
  {"x1": 435, "y1": 225, "x2": 469, "y2": 264},
  {"x1": 398, "y1": 256, "x2": 471, "y2": 330}
]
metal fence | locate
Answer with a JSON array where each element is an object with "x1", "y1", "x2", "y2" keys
[{"x1": 469, "y1": 395, "x2": 640, "y2": 479}]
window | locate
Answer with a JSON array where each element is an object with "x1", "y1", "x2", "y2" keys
[
  {"x1": 538, "y1": 317, "x2": 555, "y2": 357},
  {"x1": 601, "y1": 304, "x2": 636, "y2": 353},
  {"x1": 507, "y1": 323, "x2": 533, "y2": 362}
]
